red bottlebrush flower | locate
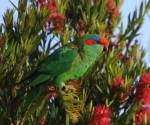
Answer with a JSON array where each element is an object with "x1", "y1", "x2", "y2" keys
[
  {"x1": 106, "y1": 0, "x2": 119, "y2": 17},
  {"x1": 38, "y1": 0, "x2": 45, "y2": 6},
  {"x1": 48, "y1": 86, "x2": 55, "y2": 91},
  {"x1": 141, "y1": 88, "x2": 150, "y2": 107},
  {"x1": 94, "y1": 105, "x2": 111, "y2": 118},
  {"x1": 88, "y1": 120, "x2": 97, "y2": 125},
  {"x1": 48, "y1": 13, "x2": 66, "y2": 30},
  {"x1": 100, "y1": 117, "x2": 111, "y2": 125},
  {"x1": 84, "y1": 40, "x2": 97, "y2": 45},
  {"x1": 134, "y1": 86, "x2": 150, "y2": 106},
  {"x1": 41, "y1": 116, "x2": 47, "y2": 125},
  {"x1": 134, "y1": 73, "x2": 150, "y2": 124},
  {"x1": 135, "y1": 108, "x2": 150, "y2": 125},
  {"x1": 38, "y1": 0, "x2": 66, "y2": 31},
  {"x1": 48, "y1": 13, "x2": 66, "y2": 23},
  {"x1": 99, "y1": 38, "x2": 109, "y2": 46},
  {"x1": 135, "y1": 110, "x2": 145, "y2": 125},
  {"x1": 106, "y1": 0, "x2": 114, "y2": 11},
  {"x1": 112, "y1": 76, "x2": 124, "y2": 88},
  {"x1": 53, "y1": 23, "x2": 64, "y2": 31},
  {"x1": 47, "y1": 0, "x2": 57, "y2": 13},
  {"x1": 89, "y1": 105, "x2": 111, "y2": 125},
  {"x1": 139, "y1": 73, "x2": 150, "y2": 87},
  {"x1": 112, "y1": 8, "x2": 119, "y2": 17},
  {"x1": 48, "y1": 91, "x2": 59, "y2": 99}
]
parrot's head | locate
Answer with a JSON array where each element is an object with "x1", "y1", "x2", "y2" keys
[{"x1": 82, "y1": 34, "x2": 109, "y2": 46}]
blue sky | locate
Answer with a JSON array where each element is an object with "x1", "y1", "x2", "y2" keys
[
  {"x1": 0, "y1": 0, "x2": 150, "y2": 64},
  {"x1": 121, "y1": 0, "x2": 150, "y2": 65}
]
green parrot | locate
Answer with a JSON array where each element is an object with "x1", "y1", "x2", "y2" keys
[{"x1": 29, "y1": 34, "x2": 109, "y2": 89}]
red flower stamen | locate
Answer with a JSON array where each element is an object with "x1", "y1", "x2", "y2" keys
[
  {"x1": 112, "y1": 76, "x2": 124, "y2": 88},
  {"x1": 88, "y1": 105, "x2": 112, "y2": 125}
]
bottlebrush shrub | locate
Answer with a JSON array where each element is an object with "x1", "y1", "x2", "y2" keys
[{"x1": 0, "y1": 0, "x2": 150, "y2": 125}]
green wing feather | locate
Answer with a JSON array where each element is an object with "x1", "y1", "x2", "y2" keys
[
  {"x1": 30, "y1": 47, "x2": 77, "y2": 87},
  {"x1": 38, "y1": 47, "x2": 77, "y2": 76}
]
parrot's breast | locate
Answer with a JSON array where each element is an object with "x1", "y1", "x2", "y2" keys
[{"x1": 56, "y1": 44, "x2": 103, "y2": 87}]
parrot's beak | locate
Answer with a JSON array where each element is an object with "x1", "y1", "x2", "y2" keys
[{"x1": 99, "y1": 38, "x2": 109, "y2": 46}]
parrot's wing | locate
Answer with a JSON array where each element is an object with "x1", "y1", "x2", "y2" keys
[
  {"x1": 29, "y1": 47, "x2": 77, "y2": 87},
  {"x1": 29, "y1": 74, "x2": 50, "y2": 87},
  {"x1": 55, "y1": 44, "x2": 103, "y2": 86}
]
